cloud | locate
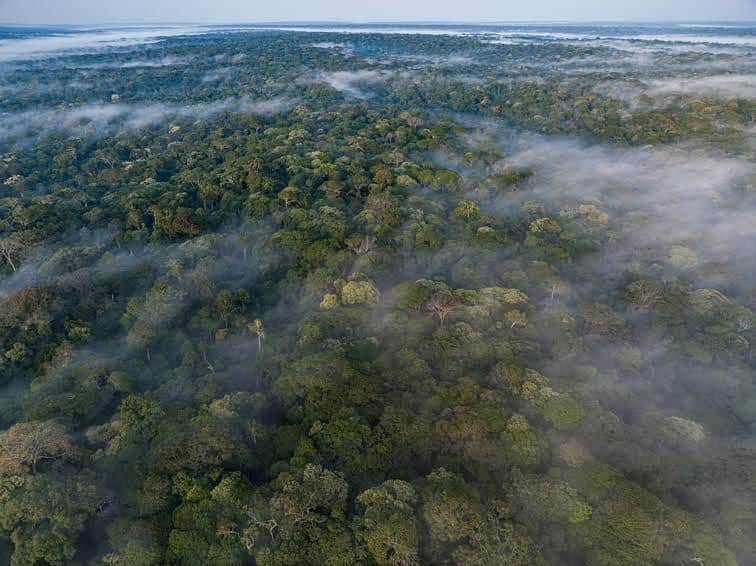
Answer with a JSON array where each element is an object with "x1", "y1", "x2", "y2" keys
[
  {"x1": 594, "y1": 73, "x2": 756, "y2": 108},
  {"x1": 0, "y1": 26, "x2": 214, "y2": 62},
  {"x1": 314, "y1": 69, "x2": 393, "y2": 98},
  {"x1": 486, "y1": 30, "x2": 756, "y2": 51},
  {"x1": 493, "y1": 133, "x2": 756, "y2": 281},
  {"x1": 100, "y1": 55, "x2": 193, "y2": 69},
  {"x1": 310, "y1": 41, "x2": 354, "y2": 56},
  {"x1": 645, "y1": 74, "x2": 756, "y2": 99},
  {"x1": 481, "y1": 38, "x2": 525, "y2": 46},
  {"x1": 0, "y1": 96, "x2": 295, "y2": 146},
  {"x1": 250, "y1": 25, "x2": 475, "y2": 37},
  {"x1": 200, "y1": 67, "x2": 234, "y2": 83},
  {"x1": 0, "y1": 78, "x2": 92, "y2": 97},
  {"x1": 383, "y1": 54, "x2": 474, "y2": 67}
]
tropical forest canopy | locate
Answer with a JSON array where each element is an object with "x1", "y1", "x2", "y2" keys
[{"x1": 0, "y1": 22, "x2": 754, "y2": 566}]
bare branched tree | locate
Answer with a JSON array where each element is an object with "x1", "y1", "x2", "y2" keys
[
  {"x1": 345, "y1": 234, "x2": 376, "y2": 255},
  {"x1": 0, "y1": 235, "x2": 23, "y2": 272},
  {"x1": 626, "y1": 280, "x2": 662, "y2": 312},
  {"x1": 248, "y1": 318, "x2": 266, "y2": 351},
  {"x1": 426, "y1": 293, "x2": 458, "y2": 327}
]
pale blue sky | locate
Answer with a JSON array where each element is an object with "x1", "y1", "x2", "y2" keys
[{"x1": 1, "y1": 0, "x2": 754, "y2": 24}]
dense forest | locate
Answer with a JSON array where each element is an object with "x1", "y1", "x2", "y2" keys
[{"x1": 0, "y1": 24, "x2": 754, "y2": 565}]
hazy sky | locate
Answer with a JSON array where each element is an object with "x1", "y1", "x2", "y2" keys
[{"x1": 1, "y1": 0, "x2": 755, "y2": 25}]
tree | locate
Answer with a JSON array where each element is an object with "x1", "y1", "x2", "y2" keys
[
  {"x1": 624, "y1": 280, "x2": 662, "y2": 312},
  {"x1": 278, "y1": 186, "x2": 302, "y2": 208},
  {"x1": 452, "y1": 520, "x2": 545, "y2": 566},
  {"x1": 578, "y1": 498, "x2": 666, "y2": 566},
  {"x1": 659, "y1": 416, "x2": 705, "y2": 446},
  {"x1": 511, "y1": 474, "x2": 592, "y2": 528},
  {"x1": 426, "y1": 293, "x2": 458, "y2": 326},
  {"x1": 0, "y1": 471, "x2": 105, "y2": 565},
  {"x1": 320, "y1": 293, "x2": 339, "y2": 310},
  {"x1": 246, "y1": 464, "x2": 360, "y2": 564},
  {"x1": 272, "y1": 464, "x2": 349, "y2": 527},
  {"x1": 541, "y1": 393, "x2": 583, "y2": 431},
  {"x1": 248, "y1": 318, "x2": 266, "y2": 351},
  {"x1": 0, "y1": 420, "x2": 76, "y2": 475},
  {"x1": 341, "y1": 280, "x2": 380, "y2": 305},
  {"x1": 421, "y1": 468, "x2": 483, "y2": 544},
  {"x1": 506, "y1": 309, "x2": 528, "y2": 329},
  {"x1": 579, "y1": 302, "x2": 627, "y2": 339},
  {"x1": 0, "y1": 235, "x2": 22, "y2": 272},
  {"x1": 356, "y1": 480, "x2": 420, "y2": 565},
  {"x1": 214, "y1": 289, "x2": 239, "y2": 330},
  {"x1": 502, "y1": 414, "x2": 547, "y2": 468},
  {"x1": 345, "y1": 234, "x2": 376, "y2": 256},
  {"x1": 453, "y1": 200, "x2": 480, "y2": 222},
  {"x1": 165, "y1": 473, "x2": 250, "y2": 566},
  {"x1": 125, "y1": 281, "x2": 187, "y2": 361}
]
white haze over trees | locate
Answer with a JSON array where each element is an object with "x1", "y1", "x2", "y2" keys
[
  {"x1": 1, "y1": 0, "x2": 755, "y2": 24},
  {"x1": 0, "y1": 15, "x2": 753, "y2": 566}
]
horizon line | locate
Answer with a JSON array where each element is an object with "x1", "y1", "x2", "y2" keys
[{"x1": 1, "y1": 18, "x2": 756, "y2": 27}]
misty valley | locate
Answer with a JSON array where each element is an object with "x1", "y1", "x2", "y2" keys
[{"x1": 0, "y1": 22, "x2": 754, "y2": 566}]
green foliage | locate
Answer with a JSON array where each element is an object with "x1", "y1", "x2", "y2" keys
[
  {"x1": 0, "y1": 472, "x2": 105, "y2": 566},
  {"x1": 320, "y1": 293, "x2": 339, "y2": 310},
  {"x1": 0, "y1": 26, "x2": 750, "y2": 566},
  {"x1": 541, "y1": 394, "x2": 583, "y2": 431},
  {"x1": 356, "y1": 480, "x2": 420, "y2": 565},
  {"x1": 451, "y1": 520, "x2": 545, "y2": 566},
  {"x1": 453, "y1": 200, "x2": 481, "y2": 222},
  {"x1": 511, "y1": 474, "x2": 592, "y2": 526},
  {"x1": 502, "y1": 414, "x2": 547, "y2": 469},
  {"x1": 579, "y1": 498, "x2": 666, "y2": 566},
  {"x1": 421, "y1": 468, "x2": 484, "y2": 544},
  {"x1": 341, "y1": 280, "x2": 380, "y2": 306},
  {"x1": 249, "y1": 464, "x2": 361, "y2": 565}
]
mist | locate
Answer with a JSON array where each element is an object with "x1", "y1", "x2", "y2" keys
[
  {"x1": 0, "y1": 96, "x2": 295, "y2": 145},
  {"x1": 0, "y1": 26, "x2": 215, "y2": 62},
  {"x1": 0, "y1": 21, "x2": 753, "y2": 566}
]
